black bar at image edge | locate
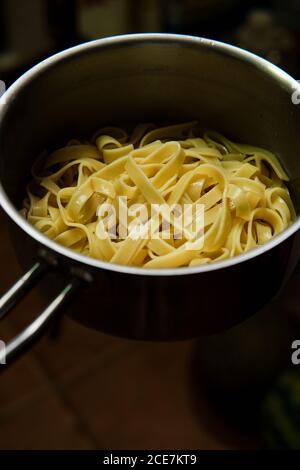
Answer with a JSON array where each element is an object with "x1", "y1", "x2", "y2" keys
[{"x1": 0, "y1": 450, "x2": 299, "y2": 466}]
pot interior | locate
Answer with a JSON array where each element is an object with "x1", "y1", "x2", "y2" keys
[{"x1": 1, "y1": 36, "x2": 300, "y2": 212}]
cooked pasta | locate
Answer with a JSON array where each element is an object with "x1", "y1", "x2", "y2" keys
[{"x1": 21, "y1": 122, "x2": 295, "y2": 268}]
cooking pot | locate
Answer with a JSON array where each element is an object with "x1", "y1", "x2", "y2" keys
[{"x1": 0, "y1": 34, "x2": 300, "y2": 364}]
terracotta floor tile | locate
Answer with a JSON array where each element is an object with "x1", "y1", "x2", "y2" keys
[
  {"x1": 0, "y1": 322, "x2": 50, "y2": 409},
  {"x1": 0, "y1": 314, "x2": 96, "y2": 449},
  {"x1": 0, "y1": 387, "x2": 95, "y2": 450},
  {"x1": 9, "y1": 311, "x2": 131, "y2": 382},
  {"x1": 60, "y1": 341, "x2": 253, "y2": 450},
  {"x1": 31, "y1": 318, "x2": 130, "y2": 382}
]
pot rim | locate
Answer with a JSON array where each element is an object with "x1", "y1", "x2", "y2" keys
[{"x1": 0, "y1": 32, "x2": 299, "y2": 277}]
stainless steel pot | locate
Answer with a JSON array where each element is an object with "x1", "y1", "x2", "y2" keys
[{"x1": 0, "y1": 33, "x2": 300, "y2": 363}]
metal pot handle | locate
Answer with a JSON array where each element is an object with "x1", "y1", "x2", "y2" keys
[
  {"x1": 0, "y1": 260, "x2": 82, "y2": 364},
  {"x1": 0, "y1": 260, "x2": 48, "y2": 320}
]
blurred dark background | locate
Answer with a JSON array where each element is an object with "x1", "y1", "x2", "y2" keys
[
  {"x1": 2, "y1": 0, "x2": 300, "y2": 85},
  {"x1": 1, "y1": 0, "x2": 300, "y2": 451}
]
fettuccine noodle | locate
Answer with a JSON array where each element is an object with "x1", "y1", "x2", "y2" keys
[{"x1": 21, "y1": 122, "x2": 295, "y2": 268}]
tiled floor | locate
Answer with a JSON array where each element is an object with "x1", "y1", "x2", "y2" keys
[
  {"x1": 0, "y1": 209, "x2": 290, "y2": 450},
  {"x1": 0, "y1": 323, "x2": 258, "y2": 449}
]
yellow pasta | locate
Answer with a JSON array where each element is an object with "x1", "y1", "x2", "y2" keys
[{"x1": 21, "y1": 122, "x2": 295, "y2": 268}]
